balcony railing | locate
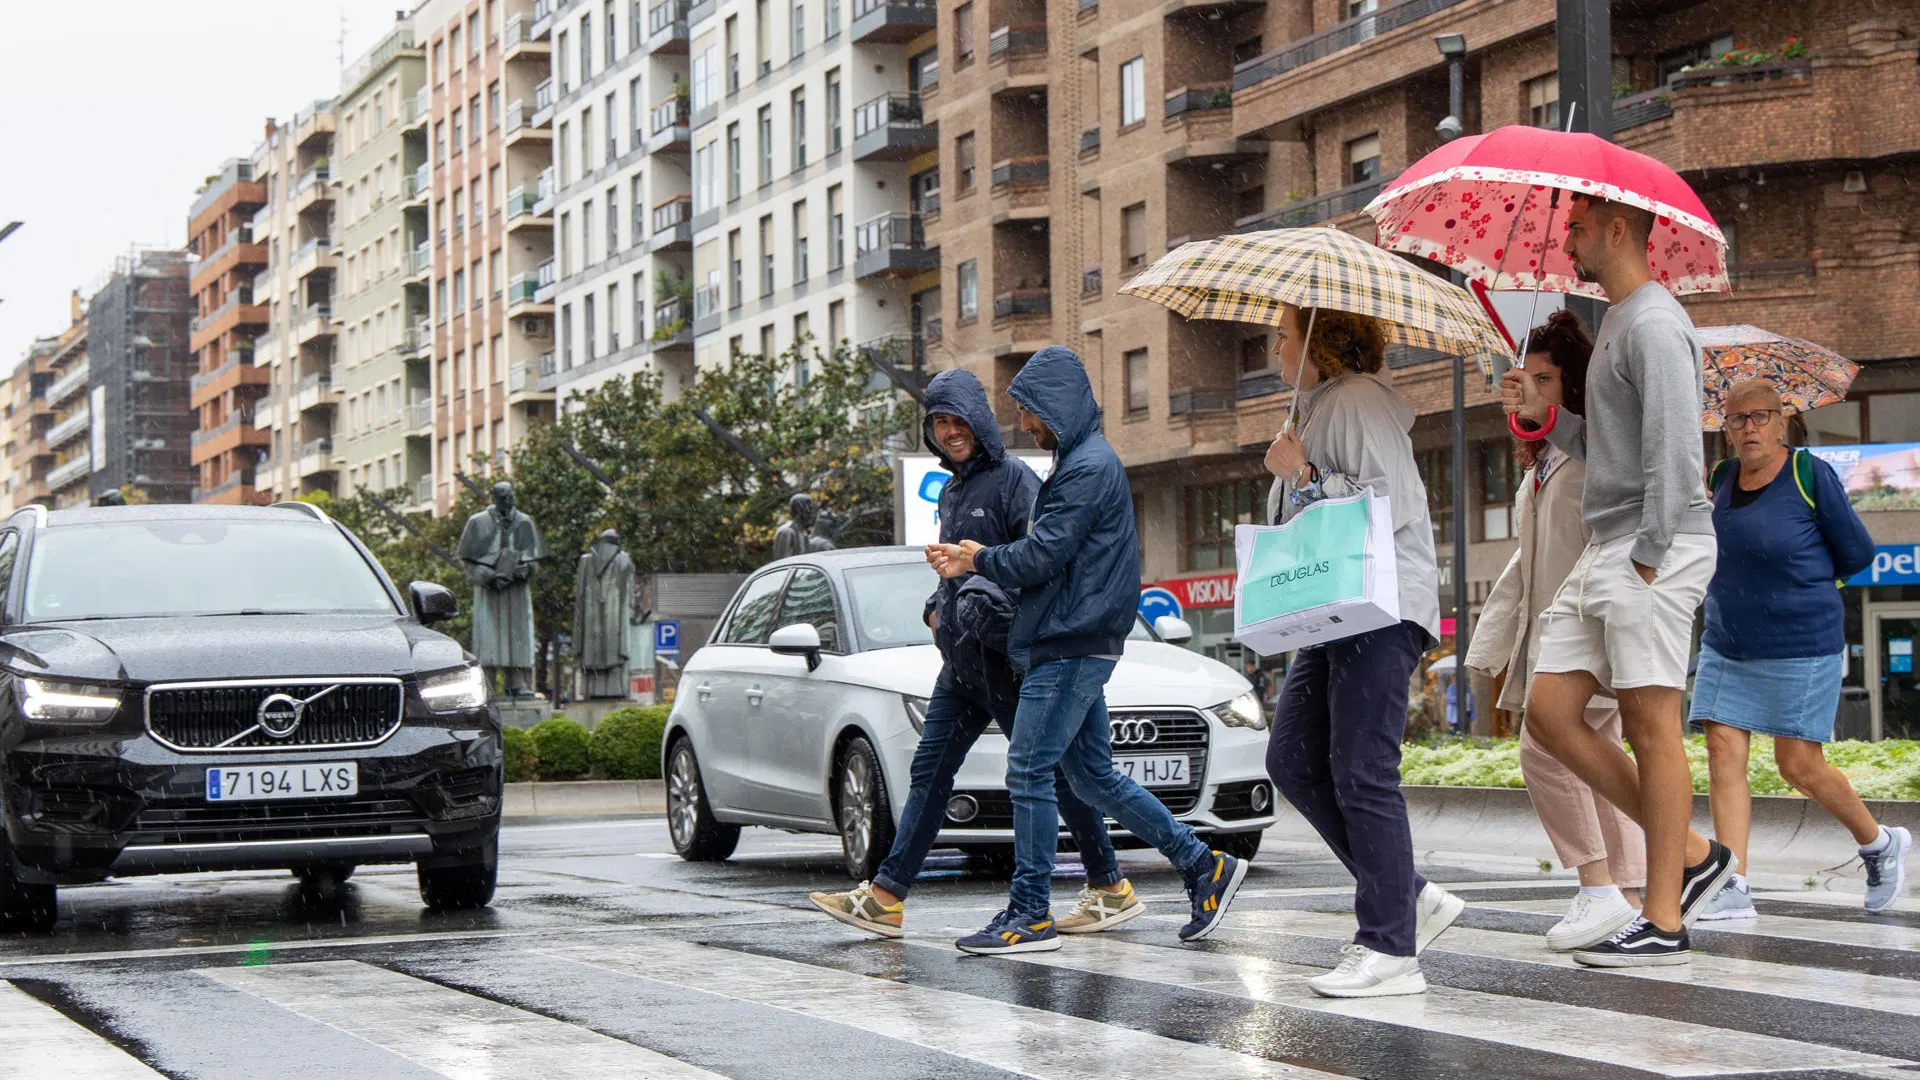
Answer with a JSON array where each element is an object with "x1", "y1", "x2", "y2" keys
[
  {"x1": 507, "y1": 272, "x2": 542, "y2": 305},
  {"x1": 48, "y1": 455, "x2": 92, "y2": 491},
  {"x1": 652, "y1": 196, "x2": 693, "y2": 232},
  {"x1": 1670, "y1": 57, "x2": 1811, "y2": 92},
  {"x1": 190, "y1": 413, "x2": 245, "y2": 448},
  {"x1": 1165, "y1": 83, "x2": 1233, "y2": 118},
  {"x1": 653, "y1": 296, "x2": 691, "y2": 343},
  {"x1": 1081, "y1": 267, "x2": 1102, "y2": 296},
  {"x1": 987, "y1": 25, "x2": 1047, "y2": 58},
  {"x1": 693, "y1": 284, "x2": 723, "y2": 320},
  {"x1": 413, "y1": 86, "x2": 430, "y2": 122},
  {"x1": 505, "y1": 186, "x2": 540, "y2": 219},
  {"x1": 407, "y1": 398, "x2": 433, "y2": 431},
  {"x1": 649, "y1": 0, "x2": 691, "y2": 38},
  {"x1": 991, "y1": 157, "x2": 1049, "y2": 188},
  {"x1": 293, "y1": 163, "x2": 332, "y2": 197},
  {"x1": 850, "y1": 0, "x2": 936, "y2": 43},
  {"x1": 1235, "y1": 0, "x2": 1466, "y2": 91},
  {"x1": 532, "y1": 77, "x2": 556, "y2": 124},
  {"x1": 853, "y1": 92, "x2": 923, "y2": 139},
  {"x1": 1233, "y1": 178, "x2": 1384, "y2": 233},
  {"x1": 503, "y1": 98, "x2": 536, "y2": 134},
  {"x1": 854, "y1": 211, "x2": 924, "y2": 255},
  {"x1": 1611, "y1": 88, "x2": 1674, "y2": 132},
  {"x1": 413, "y1": 474, "x2": 435, "y2": 505},
  {"x1": 993, "y1": 289, "x2": 1051, "y2": 319},
  {"x1": 297, "y1": 438, "x2": 336, "y2": 469},
  {"x1": 650, "y1": 96, "x2": 690, "y2": 134},
  {"x1": 409, "y1": 242, "x2": 431, "y2": 275},
  {"x1": 47, "y1": 409, "x2": 90, "y2": 449},
  {"x1": 47, "y1": 364, "x2": 89, "y2": 406},
  {"x1": 1080, "y1": 126, "x2": 1100, "y2": 153}
]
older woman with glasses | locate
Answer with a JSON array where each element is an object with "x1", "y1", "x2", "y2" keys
[{"x1": 1691, "y1": 380, "x2": 1910, "y2": 918}]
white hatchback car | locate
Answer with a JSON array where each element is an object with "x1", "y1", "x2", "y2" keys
[{"x1": 662, "y1": 547, "x2": 1276, "y2": 879}]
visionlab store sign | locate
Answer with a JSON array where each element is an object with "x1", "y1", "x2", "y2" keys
[{"x1": 1138, "y1": 571, "x2": 1237, "y2": 620}]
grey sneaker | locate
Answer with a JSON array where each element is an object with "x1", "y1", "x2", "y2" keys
[
  {"x1": 1864, "y1": 826, "x2": 1911, "y2": 915},
  {"x1": 1695, "y1": 878, "x2": 1758, "y2": 922}
]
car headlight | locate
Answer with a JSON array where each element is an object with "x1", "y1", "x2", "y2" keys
[
  {"x1": 1211, "y1": 691, "x2": 1267, "y2": 731},
  {"x1": 20, "y1": 677, "x2": 122, "y2": 723},
  {"x1": 421, "y1": 664, "x2": 489, "y2": 711},
  {"x1": 903, "y1": 695, "x2": 930, "y2": 734}
]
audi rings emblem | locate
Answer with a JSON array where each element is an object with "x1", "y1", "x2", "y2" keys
[{"x1": 1110, "y1": 718, "x2": 1159, "y2": 747}]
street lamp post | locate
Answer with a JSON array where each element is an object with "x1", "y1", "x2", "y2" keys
[{"x1": 1435, "y1": 32, "x2": 1472, "y2": 730}]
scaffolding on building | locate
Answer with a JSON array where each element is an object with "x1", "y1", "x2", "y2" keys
[{"x1": 86, "y1": 246, "x2": 195, "y2": 503}]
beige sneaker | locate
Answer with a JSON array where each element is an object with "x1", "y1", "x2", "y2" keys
[
  {"x1": 808, "y1": 881, "x2": 905, "y2": 939},
  {"x1": 1056, "y1": 880, "x2": 1146, "y2": 934}
]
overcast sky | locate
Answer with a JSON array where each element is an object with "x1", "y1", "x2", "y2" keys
[{"x1": 0, "y1": 0, "x2": 419, "y2": 366}]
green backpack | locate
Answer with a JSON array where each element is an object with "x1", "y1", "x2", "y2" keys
[{"x1": 1709, "y1": 448, "x2": 1817, "y2": 510}]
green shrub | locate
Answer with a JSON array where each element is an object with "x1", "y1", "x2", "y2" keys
[
  {"x1": 528, "y1": 717, "x2": 592, "y2": 780},
  {"x1": 589, "y1": 706, "x2": 672, "y2": 780},
  {"x1": 502, "y1": 726, "x2": 537, "y2": 783},
  {"x1": 1399, "y1": 734, "x2": 1920, "y2": 799}
]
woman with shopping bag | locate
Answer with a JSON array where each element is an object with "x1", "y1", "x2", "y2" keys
[
  {"x1": 1261, "y1": 305, "x2": 1463, "y2": 999},
  {"x1": 1465, "y1": 312, "x2": 1647, "y2": 951}
]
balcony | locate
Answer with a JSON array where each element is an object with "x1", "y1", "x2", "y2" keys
[
  {"x1": 689, "y1": 0, "x2": 716, "y2": 27},
  {"x1": 404, "y1": 163, "x2": 430, "y2": 206},
  {"x1": 993, "y1": 289, "x2": 1052, "y2": 320},
  {"x1": 693, "y1": 285, "x2": 723, "y2": 337},
  {"x1": 991, "y1": 157, "x2": 1049, "y2": 189},
  {"x1": 1164, "y1": 83, "x2": 1234, "y2": 138},
  {"x1": 852, "y1": 93, "x2": 935, "y2": 162},
  {"x1": 412, "y1": 86, "x2": 430, "y2": 127},
  {"x1": 189, "y1": 412, "x2": 270, "y2": 466},
  {"x1": 293, "y1": 369, "x2": 338, "y2": 414},
  {"x1": 296, "y1": 438, "x2": 339, "y2": 479},
  {"x1": 192, "y1": 473, "x2": 264, "y2": 505},
  {"x1": 46, "y1": 364, "x2": 89, "y2": 408},
  {"x1": 291, "y1": 236, "x2": 336, "y2": 281},
  {"x1": 650, "y1": 197, "x2": 693, "y2": 251},
  {"x1": 47, "y1": 408, "x2": 90, "y2": 450},
  {"x1": 510, "y1": 267, "x2": 554, "y2": 313},
  {"x1": 406, "y1": 398, "x2": 433, "y2": 433},
  {"x1": 47, "y1": 455, "x2": 91, "y2": 491},
  {"x1": 531, "y1": 77, "x2": 556, "y2": 128},
  {"x1": 854, "y1": 212, "x2": 939, "y2": 280},
  {"x1": 503, "y1": 13, "x2": 551, "y2": 61},
  {"x1": 504, "y1": 98, "x2": 552, "y2": 148},
  {"x1": 652, "y1": 296, "x2": 692, "y2": 348},
  {"x1": 294, "y1": 303, "x2": 335, "y2": 345},
  {"x1": 292, "y1": 99, "x2": 335, "y2": 151},
  {"x1": 189, "y1": 296, "x2": 269, "y2": 353},
  {"x1": 987, "y1": 25, "x2": 1047, "y2": 75},
  {"x1": 1232, "y1": 178, "x2": 1383, "y2": 234},
  {"x1": 398, "y1": 323, "x2": 429, "y2": 360},
  {"x1": 648, "y1": 97, "x2": 691, "y2": 153},
  {"x1": 1235, "y1": 0, "x2": 1467, "y2": 92},
  {"x1": 191, "y1": 236, "x2": 268, "y2": 292},
  {"x1": 505, "y1": 186, "x2": 552, "y2": 231},
  {"x1": 531, "y1": 0, "x2": 555, "y2": 37},
  {"x1": 291, "y1": 163, "x2": 334, "y2": 214},
  {"x1": 533, "y1": 166, "x2": 558, "y2": 216},
  {"x1": 850, "y1": 0, "x2": 935, "y2": 44},
  {"x1": 990, "y1": 157, "x2": 1051, "y2": 214},
  {"x1": 407, "y1": 242, "x2": 432, "y2": 281},
  {"x1": 188, "y1": 353, "x2": 269, "y2": 410},
  {"x1": 411, "y1": 473, "x2": 435, "y2": 507},
  {"x1": 534, "y1": 259, "x2": 558, "y2": 303},
  {"x1": 404, "y1": 86, "x2": 429, "y2": 132},
  {"x1": 648, "y1": 0, "x2": 691, "y2": 53},
  {"x1": 858, "y1": 333, "x2": 927, "y2": 377}
]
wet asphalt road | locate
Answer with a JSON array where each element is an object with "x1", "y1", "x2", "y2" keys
[{"x1": 3, "y1": 817, "x2": 1918, "y2": 1080}]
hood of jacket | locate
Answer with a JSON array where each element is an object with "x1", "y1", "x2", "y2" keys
[
  {"x1": 1006, "y1": 346, "x2": 1101, "y2": 454},
  {"x1": 922, "y1": 369, "x2": 1006, "y2": 474}
]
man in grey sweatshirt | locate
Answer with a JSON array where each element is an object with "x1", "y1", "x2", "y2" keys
[{"x1": 1502, "y1": 194, "x2": 1735, "y2": 968}]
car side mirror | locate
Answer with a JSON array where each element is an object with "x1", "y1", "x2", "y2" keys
[
  {"x1": 1154, "y1": 615, "x2": 1194, "y2": 645},
  {"x1": 769, "y1": 622, "x2": 822, "y2": 672},
  {"x1": 411, "y1": 581, "x2": 459, "y2": 625}
]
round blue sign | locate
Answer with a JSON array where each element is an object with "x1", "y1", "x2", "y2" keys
[{"x1": 1137, "y1": 586, "x2": 1182, "y2": 626}]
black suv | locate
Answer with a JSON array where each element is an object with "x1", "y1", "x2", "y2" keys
[{"x1": 0, "y1": 502, "x2": 502, "y2": 931}]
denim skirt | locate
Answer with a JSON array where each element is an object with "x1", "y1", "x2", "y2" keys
[{"x1": 1688, "y1": 642, "x2": 1846, "y2": 743}]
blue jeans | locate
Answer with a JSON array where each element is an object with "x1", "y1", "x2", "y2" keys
[
  {"x1": 1007, "y1": 656, "x2": 1211, "y2": 916},
  {"x1": 873, "y1": 675, "x2": 1119, "y2": 899}
]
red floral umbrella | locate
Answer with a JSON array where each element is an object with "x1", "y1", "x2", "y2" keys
[
  {"x1": 1362, "y1": 126, "x2": 1730, "y2": 300},
  {"x1": 1697, "y1": 324, "x2": 1859, "y2": 430}
]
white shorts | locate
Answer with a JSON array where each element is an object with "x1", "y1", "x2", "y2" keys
[{"x1": 1532, "y1": 533, "x2": 1716, "y2": 692}]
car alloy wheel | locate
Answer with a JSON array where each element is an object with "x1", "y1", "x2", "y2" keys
[
  {"x1": 668, "y1": 743, "x2": 702, "y2": 852},
  {"x1": 833, "y1": 737, "x2": 894, "y2": 880}
]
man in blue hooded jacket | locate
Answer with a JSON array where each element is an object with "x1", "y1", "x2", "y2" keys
[
  {"x1": 932, "y1": 346, "x2": 1248, "y2": 954},
  {"x1": 808, "y1": 368, "x2": 1145, "y2": 938}
]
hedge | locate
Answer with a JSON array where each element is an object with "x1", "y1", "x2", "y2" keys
[
  {"x1": 1400, "y1": 735, "x2": 1920, "y2": 799},
  {"x1": 502, "y1": 726, "x2": 537, "y2": 783},
  {"x1": 527, "y1": 716, "x2": 592, "y2": 780},
  {"x1": 588, "y1": 706, "x2": 672, "y2": 780}
]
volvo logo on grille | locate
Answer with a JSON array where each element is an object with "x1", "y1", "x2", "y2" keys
[
  {"x1": 257, "y1": 694, "x2": 305, "y2": 739},
  {"x1": 1111, "y1": 718, "x2": 1159, "y2": 747}
]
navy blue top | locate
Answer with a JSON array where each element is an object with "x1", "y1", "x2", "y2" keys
[{"x1": 1704, "y1": 453, "x2": 1875, "y2": 660}]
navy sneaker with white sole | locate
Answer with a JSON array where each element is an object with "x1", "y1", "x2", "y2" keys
[
  {"x1": 955, "y1": 908, "x2": 1061, "y2": 955},
  {"x1": 1571, "y1": 916, "x2": 1690, "y2": 968},
  {"x1": 1179, "y1": 851, "x2": 1248, "y2": 942}
]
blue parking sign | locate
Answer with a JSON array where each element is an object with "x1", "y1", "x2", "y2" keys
[{"x1": 654, "y1": 620, "x2": 681, "y2": 656}]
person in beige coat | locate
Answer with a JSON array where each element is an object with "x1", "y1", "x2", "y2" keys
[{"x1": 1467, "y1": 312, "x2": 1646, "y2": 952}]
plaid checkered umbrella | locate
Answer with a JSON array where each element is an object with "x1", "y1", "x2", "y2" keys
[{"x1": 1119, "y1": 226, "x2": 1510, "y2": 377}]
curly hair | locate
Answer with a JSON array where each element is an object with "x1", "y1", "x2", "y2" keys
[
  {"x1": 1300, "y1": 307, "x2": 1388, "y2": 380},
  {"x1": 1523, "y1": 309, "x2": 1594, "y2": 418}
]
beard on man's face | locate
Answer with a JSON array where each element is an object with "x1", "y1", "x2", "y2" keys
[{"x1": 1032, "y1": 425, "x2": 1058, "y2": 450}]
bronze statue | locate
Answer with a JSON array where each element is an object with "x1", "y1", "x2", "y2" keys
[
  {"x1": 457, "y1": 482, "x2": 546, "y2": 697},
  {"x1": 573, "y1": 528, "x2": 638, "y2": 699},
  {"x1": 770, "y1": 492, "x2": 836, "y2": 562}
]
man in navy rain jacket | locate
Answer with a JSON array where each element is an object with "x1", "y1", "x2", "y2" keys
[
  {"x1": 932, "y1": 346, "x2": 1249, "y2": 954},
  {"x1": 808, "y1": 368, "x2": 1141, "y2": 937}
]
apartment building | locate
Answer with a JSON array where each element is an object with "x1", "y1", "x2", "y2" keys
[
  {"x1": 540, "y1": 0, "x2": 694, "y2": 400},
  {"x1": 413, "y1": 0, "x2": 558, "y2": 511},
  {"x1": 333, "y1": 20, "x2": 434, "y2": 508},
  {"x1": 187, "y1": 158, "x2": 271, "y2": 503},
  {"x1": 41, "y1": 294, "x2": 92, "y2": 508},
  {"x1": 919, "y1": 0, "x2": 1920, "y2": 675},
  {"x1": 86, "y1": 248, "x2": 195, "y2": 505},
  {"x1": 2, "y1": 341, "x2": 55, "y2": 513}
]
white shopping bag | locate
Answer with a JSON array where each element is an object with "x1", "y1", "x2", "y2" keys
[{"x1": 1231, "y1": 490, "x2": 1401, "y2": 657}]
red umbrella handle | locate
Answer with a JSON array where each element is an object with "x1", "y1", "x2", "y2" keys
[{"x1": 1509, "y1": 407, "x2": 1557, "y2": 442}]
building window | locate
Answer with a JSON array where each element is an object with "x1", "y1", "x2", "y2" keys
[
  {"x1": 791, "y1": 88, "x2": 807, "y2": 169},
  {"x1": 760, "y1": 323, "x2": 776, "y2": 359},
  {"x1": 957, "y1": 260, "x2": 978, "y2": 321},
  {"x1": 755, "y1": 0, "x2": 771, "y2": 74},
  {"x1": 1184, "y1": 478, "x2": 1264, "y2": 571},
  {"x1": 728, "y1": 229, "x2": 744, "y2": 306},
  {"x1": 1657, "y1": 34, "x2": 1734, "y2": 86},
  {"x1": 791, "y1": 0, "x2": 805, "y2": 57},
  {"x1": 434, "y1": 120, "x2": 447, "y2": 162},
  {"x1": 1478, "y1": 440, "x2": 1521, "y2": 541},
  {"x1": 580, "y1": 12, "x2": 594, "y2": 79},
  {"x1": 726, "y1": 121, "x2": 742, "y2": 200},
  {"x1": 453, "y1": 269, "x2": 466, "y2": 310},
  {"x1": 758, "y1": 105, "x2": 774, "y2": 186},
  {"x1": 1239, "y1": 335, "x2": 1268, "y2": 375},
  {"x1": 1525, "y1": 73, "x2": 1560, "y2": 129},
  {"x1": 632, "y1": 175, "x2": 646, "y2": 246},
  {"x1": 954, "y1": 2, "x2": 974, "y2": 65},
  {"x1": 584, "y1": 294, "x2": 597, "y2": 360},
  {"x1": 605, "y1": 0, "x2": 617, "y2": 64},
  {"x1": 607, "y1": 281, "x2": 620, "y2": 350},
  {"x1": 1347, "y1": 133, "x2": 1381, "y2": 185},
  {"x1": 792, "y1": 200, "x2": 809, "y2": 283},
  {"x1": 826, "y1": 184, "x2": 844, "y2": 270},
  {"x1": 826, "y1": 0, "x2": 841, "y2": 38},
  {"x1": 1122, "y1": 202, "x2": 1147, "y2": 270},
  {"x1": 825, "y1": 67, "x2": 842, "y2": 154},
  {"x1": 827, "y1": 299, "x2": 845, "y2": 345},
  {"x1": 488, "y1": 82, "x2": 501, "y2": 129},
  {"x1": 693, "y1": 47, "x2": 716, "y2": 113},
  {"x1": 793, "y1": 314, "x2": 811, "y2": 384},
  {"x1": 1120, "y1": 57, "x2": 1145, "y2": 127},
  {"x1": 955, "y1": 132, "x2": 976, "y2": 194},
  {"x1": 1124, "y1": 348, "x2": 1150, "y2": 416},
  {"x1": 607, "y1": 185, "x2": 620, "y2": 252},
  {"x1": 632, "y1": 271, "x2": 646, "y2": 339},
  {"x1": 726, "y1": 14, "x2": 740, "y2": 92},
  {"x1": 470, "y1": 94, "x2": 482, "y2": 142},
  {"x1": 556, "y1": 30, "x2": 570, "y2": 89},
  {"x1": 1415, "y1": 447, "x2": 1452, "y2": 543},
  {"x1": 759, "y1": 214, "x2": 776, "y2": 295}
]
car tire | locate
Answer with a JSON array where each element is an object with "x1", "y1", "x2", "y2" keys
[
  {"x1": 0, "y1": 833, "x2": 56, "y2": 933},
  {"x1": 418, "y1": 841, "x2": 497, "y2": 911},
  {"x1": 1207, "y1": 830, "x2": 1264, "y2": 861},
  {"x1": 666, "y1": 738, "x2": 740, "y2": 862},
  {"x1": 833, "y1": 737, "x2": 895, "y2": 882},
  {"x1": 294, "y1": 865, "x2": 356, "y2": 903}
]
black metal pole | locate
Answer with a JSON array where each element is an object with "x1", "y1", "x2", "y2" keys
[
  {"x1": 1444, "y1": 54, "x2": 1472, "y2": 727},
  {"x1": 1558, "y1": 0, "x2": 1612, "y2": 333}
]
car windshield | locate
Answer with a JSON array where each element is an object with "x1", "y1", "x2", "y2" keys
[
  {"x1": 24, "y1": 520, "x2": 398, "y2": 621},
  {"x1": 844, "y1": 561, "x2": 938, "y2": 650},
  {"x1": 1128, "y1": 615, "x2": 1156, "y2": 641}
]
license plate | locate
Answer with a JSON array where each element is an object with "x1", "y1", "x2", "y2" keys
[
  {"x1": 1114, "y1": 755, "x2": 1189, "y2": 788},
  {"x1": 205, "y1": 763, "x2": 358, "y2": 802}
]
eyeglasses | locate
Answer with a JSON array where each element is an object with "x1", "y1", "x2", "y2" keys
[{"x1": 1725, "y1": 409, "x2": 1779, "y2": 430}]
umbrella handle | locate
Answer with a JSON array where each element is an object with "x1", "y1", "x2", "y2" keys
[{"x1": 1511, "y1": 189, "x2": 1566, "y2": 373}]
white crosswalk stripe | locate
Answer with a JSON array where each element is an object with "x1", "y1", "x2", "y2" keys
[
  {"x1": 1482, "y1": 897, "x2": 1920, "y2": 951},
  {"x1": 0, "y1": 982, "x2": 163, "y2": 1080}
]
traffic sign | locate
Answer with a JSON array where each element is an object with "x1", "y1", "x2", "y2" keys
[
  {"x1": 654, "y1": 620, "x2": 681, "y2": 656},
  {"x1": 1137, "y1": 586, "x2": 1182, "y2": 626}
]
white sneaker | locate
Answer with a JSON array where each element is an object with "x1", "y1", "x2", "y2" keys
[
  {"x1": 1414, "y1": 882, "x2": 1465, "y2": 955},
  {"x1": 1308, "y1": 943, "x2": 1427, "y2": 998},
  {"x1": 1545, "y1": 891, "x2": 1639, "y2": 951},
  {"x1": 1695, "y1": 878, "x2": 1758, "y2": 922},
  {"x1": 1056, "y1": 881, "x2": 1146, "y2": 934}
]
